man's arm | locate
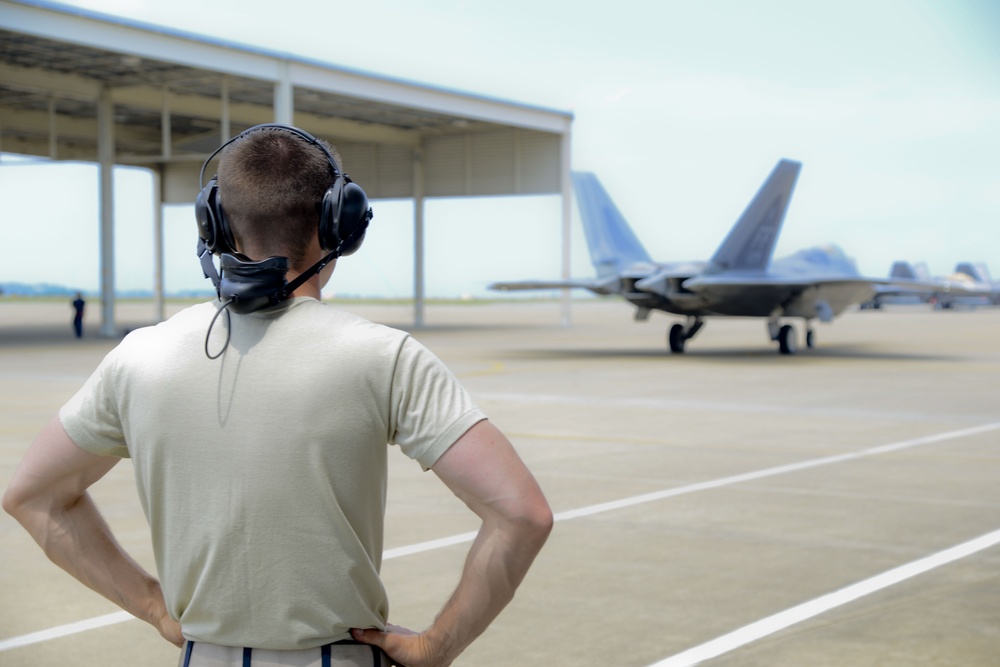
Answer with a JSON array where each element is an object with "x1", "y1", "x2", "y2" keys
[
  {"x1": 2, "y1": 416, "x2": 183, "y2": 647},
  {"x1": 352, "y1": 419, "x2": 553, "y2": 666}
]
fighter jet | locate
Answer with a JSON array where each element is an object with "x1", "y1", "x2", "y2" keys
[
  {"x1": 860, "y1": 261, "x2": 935, "y2": 308},
  {"x1": 490, "y1": 160, "x2": 943, "y2": 354},
  {"x1": 863, "y1": 261, "x2": 996, "y2": 309},
  {"x1": 950, "y1": 263, "x2": 1000, "y2": 306}
]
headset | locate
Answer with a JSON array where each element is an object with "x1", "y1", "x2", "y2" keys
[{"x1": 194, "y1": 123, "x2": 374, "y2": 357}]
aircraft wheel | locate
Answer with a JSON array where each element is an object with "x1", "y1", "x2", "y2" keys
[
  {"x1": 806, "y1": 330, "x2": 815, "y2": 349},
  {"x1": 778, "y1": 324, "x2": 797, "y2": 355},
  {"x1": 668, "y1": 323, "x2": 686, "y2": 353}
]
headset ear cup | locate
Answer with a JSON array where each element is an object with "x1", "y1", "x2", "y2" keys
[
  {"x1": 195, "y1": 179, "x2": 237, "y2": 255},
  {"x1": 195, "y1": 179, "x2": 219, "y2": 251},
  {"x1": 334, "y1": 182, "x2": 371, "y2": 257},
  {"x1": 318, "y1": 182, "x2": 343, "y2": 252},
  {"x1": 318, "y1": 179, "x2": 369, "y2": 256}
]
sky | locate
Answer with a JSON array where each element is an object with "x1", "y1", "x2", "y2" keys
[{"x1": 2, "y1": 0, "x2": 998, "y2": 298}]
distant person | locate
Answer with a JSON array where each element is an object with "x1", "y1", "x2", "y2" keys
[
  {"x1": 71, "y1": 292, "x2": 85, "y2": 338},
  {"x1": 4, "y1": 124, "x2": 553, "y2": 667}
]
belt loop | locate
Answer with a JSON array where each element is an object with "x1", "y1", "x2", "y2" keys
[
  {"x1": 243, "y1": 646, "x2": 252, "y2": 667},
  {"x1": 321, "y1": 643, "x2": 331, "y2": 667},
  {"x1": 182, "y1": 641, "x2": 195, "y2": 667}
]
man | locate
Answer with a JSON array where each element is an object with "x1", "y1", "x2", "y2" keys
[
  {"x1": 71, "y1": 291, "x2": 85, "y2": 338},
  {"x1": 4, "y1": 125, "x2": 552, "y2": 667}
]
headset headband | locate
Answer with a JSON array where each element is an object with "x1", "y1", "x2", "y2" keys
[{"x1": 198, "y1": 123, "x2": 343, "y2": 191}]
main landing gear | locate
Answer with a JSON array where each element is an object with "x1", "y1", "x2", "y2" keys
[
  {"x1": 667, "y1": 317, "x2": 816, "y2": 355},
  {"x1": 667, "y1": 316, "x2": 704, "y2": 353},
  {"x1": 767, "y1": 319, "x2": 816, "y2": 355}
]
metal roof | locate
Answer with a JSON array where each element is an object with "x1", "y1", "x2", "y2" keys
[
  {"x1": 0, "y1": 0, "x2": 575, "y2": 332},
  {"x1": 1, "y1": 0, "x2": 572, "y2": 193}
]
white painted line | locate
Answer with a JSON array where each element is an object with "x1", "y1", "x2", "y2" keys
[
  {"x1": 3, "y1": 420, "x2": 998, "y2": 652},
  {"x1": 650, "y1": 527, "x2": 1000, "y2": 667},
  {"x1": 0, "y1": 611, "x2": 134, "y2": 651},
  {"x1": 395, "y1": 422, "x2": 1000, "y2": 554},
  {"x1": 384, "y1": 531, "x2": 478, "y2": 559},
  {"x1": 553, "y1": 421, "x2": 1000, "y2": 521}
]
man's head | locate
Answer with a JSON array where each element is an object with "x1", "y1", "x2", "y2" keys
[{"x1": 216, "y1": 126, "x2": 342, "y2": 268}]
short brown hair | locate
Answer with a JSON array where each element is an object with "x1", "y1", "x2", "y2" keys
[{"x1": 217, "y1": 127, "x2": 342, "y2": 267}]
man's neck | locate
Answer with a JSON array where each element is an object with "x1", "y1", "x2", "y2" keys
[{"x1": 286, "y1": 270, "x2": 322, "y2": 300}]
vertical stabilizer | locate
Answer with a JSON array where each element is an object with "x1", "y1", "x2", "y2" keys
[
  {"x1": 709, "y1": 159, "x2": 801, "y2": 272},
  {"x1": 889, "y1": 261, "x2": 918, "y2": 279},
  {"x1": 572, "y1": 172, "x2": 652, "y2": 278},
  {"x1": 955, "y1": 262, "x2": 992, "y2": 283}
]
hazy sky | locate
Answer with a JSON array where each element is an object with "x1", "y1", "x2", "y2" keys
[{"x1": 2, "y1": 0, "x2": 998, "y2": 297}]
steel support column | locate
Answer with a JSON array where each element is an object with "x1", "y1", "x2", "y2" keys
[
  {"x1": 559, "y1": 127, "x2": 573, "y2": 326},
  {"x1": 154, "y1": 88, "x2": 170, "y2": 323},
  {"x1": 153, "y1": 166, "x2": 164, "y2": 323},
  {"x1": 413, "y1": 144, "x2": 425, "y2": 327},
  {"x1": 97, "y1": 84, "x2": 116, "y2": 338},
  {"x1": 274, "y1": 61, "x2": 293, "y2": 125}
]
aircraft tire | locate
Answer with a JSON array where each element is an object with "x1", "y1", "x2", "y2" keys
[
  {"x1": 778, "y1": 324, "x2": 797, "y2": 355},
  {"x1": 668, "y1": 323, "x2": 686, "y2": 353},
  {"x1": 806, "y1": 330, "x2": 815, "y2": 349}
]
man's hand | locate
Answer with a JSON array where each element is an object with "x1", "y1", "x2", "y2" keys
[
  {"x1": 155, "y1": 610, "x2": 185, "y2": 648},
  {"x1": 352, "y1": 624, "x2": 436, "y2": 667}
]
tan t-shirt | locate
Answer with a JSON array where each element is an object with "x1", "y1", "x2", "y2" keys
[{"x1": 59, "y1": 297, "x2": 485, "y2": 649}]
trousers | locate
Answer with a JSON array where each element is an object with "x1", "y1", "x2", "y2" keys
[{"x1": 179, "y1": 640, "x2": 391, "y2": 667}]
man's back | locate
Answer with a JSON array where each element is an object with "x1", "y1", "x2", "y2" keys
[{"x1": 59, "y1": 297, "x2": 483, "y2": 649}]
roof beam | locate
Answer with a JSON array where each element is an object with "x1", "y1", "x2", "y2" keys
[
  {"x1": 113, "y1": 84, "x2": 422, "y2": 147},
  {"x1": 1, "y1": 63, "x2": 421, "y2": 147},
  {"x1": 290, "y1": 61, "x2": 574, "y2": 135},
  {"x1": 0, "y1": 107, "x2": 158, "y2": 145},
  {"x1": 0, "y1": 61, "x2": 101, "y2": 99}
]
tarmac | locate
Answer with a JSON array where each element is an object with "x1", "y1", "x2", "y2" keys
[{"x1": 1, "y1": 298, "x2": 998, "y2": 666}]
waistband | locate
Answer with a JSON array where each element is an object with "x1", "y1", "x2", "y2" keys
[{"x1": 180, "y1": 639, "x2": 388, "y2": 667}]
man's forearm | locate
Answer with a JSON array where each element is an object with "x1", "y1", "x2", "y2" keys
[
  {"x1": 423, "y1": 514, "x2": 551, "y2": 663},
  {"x1": 9, "y1": 489, "x2": 170, "y2": 630}
]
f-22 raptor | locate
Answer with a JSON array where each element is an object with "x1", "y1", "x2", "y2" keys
[
  {"x1": 865, "y1": 261, "x2": 1000, "y2": 309},
  {"x1": 490, "y1": 159, "x2": 937, "y2": 355}
]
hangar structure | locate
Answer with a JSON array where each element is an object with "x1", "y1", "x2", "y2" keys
[{"x1": 0, "y1": 0, "x2": 574, "y2": 335}]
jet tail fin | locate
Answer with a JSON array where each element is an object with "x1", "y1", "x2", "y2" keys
[
  {"x1": 889, "y1": 261, "x2": 918, "y2": 280},
  {"x1": 709, "y1": 159, "x2": 801, "y2": 272},
  {"x1": 571, "y1": 172, "x2": 652, "y2": 278},
  {"x1": 955, "y1": 262, "x2": 992, "y2": 283},
  {"x1": 890, "y1": 261, "x2": 932, "y2": 281}
]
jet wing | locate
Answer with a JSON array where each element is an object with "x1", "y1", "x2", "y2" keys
[
  {"x1": 488, "y1": 279, "x2": 596, "y2": 291},
  {"x1": 684, "y1": 274, "x2": 967, "y2": 295},
  {"x1": 683, "y1": 274, "x2": 983, "y2": 320},
  {"x1": 488, "y1": 275, "x2": 625, "y2": 295},
  {"x1": 681, "y1": 275, "x2": 893, "y2": 320},
  {"x1": 683, "y1": 274, "x2": 876, "y2": 292},
  {"x1": 871, "y1": 278, "x2": 991, "y2": 298}
]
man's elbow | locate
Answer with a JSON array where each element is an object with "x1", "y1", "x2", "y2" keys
[
  {"x1": 517, "y1": 494, "x2": 554, "y2": 547},
  {"x1": 2, "y1": 484, "x2": 29, "y2": 522},
  {"x1": 2, "y1": 476, "x2": 52, "y2": 524},
  {"x1": 534, "y1": 504, "x2": 554, "y2": 546}
]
